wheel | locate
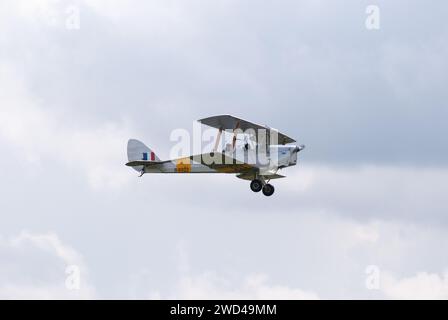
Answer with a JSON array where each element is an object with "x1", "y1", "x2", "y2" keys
[
  {"x1": 250, "y1": 179, "x2": 263, "y2": 192},
  {"x1": 262, "y1": 184, "x2": 275, "y2": 196}
]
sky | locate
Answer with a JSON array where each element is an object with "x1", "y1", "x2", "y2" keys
[{"x1": 1, "y1": 0, "x2": 448, "y2": 299}]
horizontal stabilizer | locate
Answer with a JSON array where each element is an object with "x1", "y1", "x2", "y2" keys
[{"x1": 126, "y1": 160, "x2": 164, "y2": 167}]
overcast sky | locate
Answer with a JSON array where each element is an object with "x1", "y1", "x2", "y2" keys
[{"x1": 1, "y1": 0, "x2": 448, "y2": 299}]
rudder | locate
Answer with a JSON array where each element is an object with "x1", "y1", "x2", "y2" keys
[{"x1": 127, "y1": 139, "x2": 160, "y2": 172}]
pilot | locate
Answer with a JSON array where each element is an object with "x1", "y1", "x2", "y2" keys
[{"x1": 223, "y1": 143, "x2": 233, "y2": 154}]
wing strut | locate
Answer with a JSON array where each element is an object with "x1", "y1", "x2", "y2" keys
[
  {"x1": 232, "y1": 120, "x2": 240, "y2": 150},
  {"x1": 213, "y1": 128, "x2": 223, "y2": 152}
]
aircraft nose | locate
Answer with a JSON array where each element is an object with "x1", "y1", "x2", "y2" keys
[{"x1": 293, "y1": 145, "x2": 305, "y2": 153}]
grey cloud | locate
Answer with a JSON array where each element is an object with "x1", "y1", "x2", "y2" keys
[
  {"x1": 1, "y1": 0, "x2": 448, "y2": 299},
  {"x1": 2, "y1": 0, "x2": 448, "y2": 165}
]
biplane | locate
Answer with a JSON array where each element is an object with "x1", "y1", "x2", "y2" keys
[{"x1": 126, "y1": 115, "x2": 305, "y2": 196}]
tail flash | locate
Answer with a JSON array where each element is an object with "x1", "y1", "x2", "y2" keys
[{"x1": 127, "y1": 139, "x2": 160, "y2": 172}]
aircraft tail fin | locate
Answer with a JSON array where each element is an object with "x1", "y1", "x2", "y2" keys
[{"x1": 126, "y1": 139, "x2": 160, "y2": 172}]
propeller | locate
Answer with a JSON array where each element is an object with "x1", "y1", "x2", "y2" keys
[{"x1": 293, "y1": 145, "x2": 306, "y2": 153}]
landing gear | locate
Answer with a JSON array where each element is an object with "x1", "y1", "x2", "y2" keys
[
  {"x1": 262, "y1": 184, "x2": 275, "y2": 197},
  {"x1": 250, "y1": 179, "x2": 275, "y2": 196},
  {"x1": 250, "y1": 179, "x2": 263, "y2": 192}
]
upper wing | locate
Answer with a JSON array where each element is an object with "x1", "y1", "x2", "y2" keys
[{"x1": 197, "y1": 114, "x2": 296, "y2": 145}]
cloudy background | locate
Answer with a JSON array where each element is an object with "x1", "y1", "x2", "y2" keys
[{"x1": 1, "y1": 0, "x2": 448, "y2": 299}]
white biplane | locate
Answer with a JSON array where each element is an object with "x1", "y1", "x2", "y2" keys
[{"x1": 126, "y1": 115, "x2": 305, "y2": 196}]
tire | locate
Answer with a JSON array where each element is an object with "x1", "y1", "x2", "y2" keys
[
  {"x1": 250, "y1": 179, "x2": 263, "y2": 192},
  {"x1": 262, "y1": 184, "x2": 275, "y2": 196}
]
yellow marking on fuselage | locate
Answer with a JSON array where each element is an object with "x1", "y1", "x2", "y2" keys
[{"x1": 176, "y1": 157, "x2": 191, "y2": 173}]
